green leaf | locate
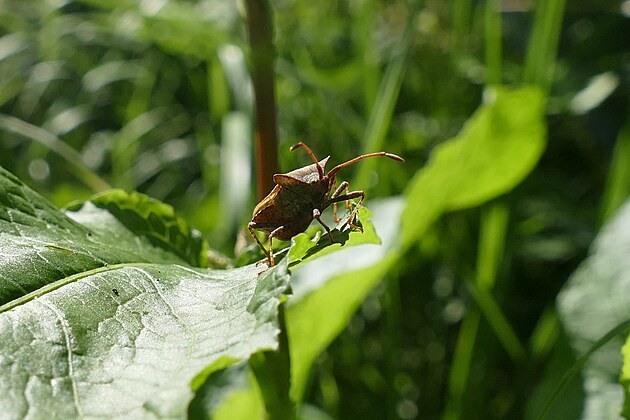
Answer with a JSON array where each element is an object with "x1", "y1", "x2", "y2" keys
[
  {"x1": 557, "y1": 198, "x2": 630, "y2": 419},
  {"x1": 188, "y1": 363, "x2": 264, "y2": 420},
  {"x1": 0, "y1": 165, "x2": 290, "y2": 419},
  {"x1": 67, "y1": 189, "x2": 208, "y2": 267},
  {"x1": 622, "y1": 338, "x2": 630, "y2": 418},
  {"x1": 401, "y1": 85, "x2": 546, "y2": 249},
  {"x1": 285, "y1": 87, "x2": 547, "y2": 403},
  {"x1": 288, "y1": 206, "x2": 381, "y2": 267},
  {"x1": 287, "y1": 198, "x2": 403, "y2": 401}
]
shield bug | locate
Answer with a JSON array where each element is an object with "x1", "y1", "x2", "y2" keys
[{"x1": 248, "y1": 142, "x2": 404, "y2": 266}]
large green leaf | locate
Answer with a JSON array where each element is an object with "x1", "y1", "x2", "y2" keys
[
  {"x1": 287, "y1": 198, "x2": 403, "y2": 402},
  {"x1": 558, "y1": 199, "x2": 630, "y2": 419},
  {"x1": 0, "y1": 165, "x2": 290, "y2": 419},
  {"x1": 401, "y1": 85, "x2": 546, "y2": 249}
]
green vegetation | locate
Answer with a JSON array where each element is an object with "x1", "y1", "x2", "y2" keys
[{"x1": 1, "y1": 0, "x2": 630, "y2": 418}]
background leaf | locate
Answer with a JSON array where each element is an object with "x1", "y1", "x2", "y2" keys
[
  {"x1": 401, "y1": 86, "x2": 546, "y2": 249},
  {"x1": 287, "y1": 198, "x2": 403, "y2": 402},
  {"x1": 558, "y1": 199, "x2": 630, "y2": 419}
]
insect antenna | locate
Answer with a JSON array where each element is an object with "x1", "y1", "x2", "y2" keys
[
  {"x1": 328, "y1": 151, "x2": 404, "y2": 179},
  {"x1": 290, "y1": 142, "x2": 324, "y2": 179}
]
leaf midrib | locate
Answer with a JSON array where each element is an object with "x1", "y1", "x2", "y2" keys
[{"x1": 0, "y1": 262, "x2": 160, "y2": 313}]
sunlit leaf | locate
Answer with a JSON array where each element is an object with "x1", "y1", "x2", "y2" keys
[
  {"x1": 0, "y1": 165, "x2": 290, "y2": 419},
  {"x1": 401, "y1": 86, "x2": 546, "y2": 249},
  {"x1": 288, "y1": 206, "x2": 380, "y2": 267},
  {"x1": 287, "y1": 198, "x2": 403, "y2": 401}
]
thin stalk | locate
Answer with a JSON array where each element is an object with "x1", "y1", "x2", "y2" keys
[
  {"x1": 598, "y1": 115, "x2": 630, "y2": 225},
  {"x1": 523, "y1": 0, "x2": 566, "y2": 94},
  {"x1": 484, "y1": 0, "x2": 502, "y2": 85},
  {"x1": 354, "y1": 0, "x2": 421, "y2": 188},
  {"x1": 244, "y1": 0, "x2": 279, "y2": 201},
  {"x1": 452, "y1": 0, "x2": 472, "y2": 52},
  {"x1": 0, "y1": 114, "x2": 110, "y2": 192},
  {"x1": 244, "y1": 2, "x2": 293, "y2": 417}
]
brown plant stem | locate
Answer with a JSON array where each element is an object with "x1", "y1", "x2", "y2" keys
[{"x1": 244, "y1": 0, "x2": 280, "y2": 201}]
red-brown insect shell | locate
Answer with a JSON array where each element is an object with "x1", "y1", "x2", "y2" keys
[{"x1": 251, "y1": 157, "x2": 330, "y2": 240}]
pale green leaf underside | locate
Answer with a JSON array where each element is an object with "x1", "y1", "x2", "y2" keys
[{"x1": 558, "y1": 199, "x2": 630, "y2": 419}]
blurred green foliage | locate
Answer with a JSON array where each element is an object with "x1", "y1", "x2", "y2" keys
[{"x1": 1, "y1": 0, "x2": 629, "y2": 418}]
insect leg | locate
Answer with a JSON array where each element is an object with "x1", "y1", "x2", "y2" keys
[
  {"x1": 267, "y1": 226, "x2": 284, "y2": 267},
  {"x1": 328, "y1": 191, "x2": 365, "y2": 232},
  {"x1": 330, "y1": 180, "x2": 349, "y2": 224},
  {"x1": 312, "y1": 208, "x2": 334, "y2": 243},
  {"x1": 248, "y1": 222, "x2": 273, "y2": 266}
]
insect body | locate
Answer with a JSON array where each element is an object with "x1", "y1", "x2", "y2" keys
[{"x1": 248, "y1": 142, "x2": 404, "y2": 266}]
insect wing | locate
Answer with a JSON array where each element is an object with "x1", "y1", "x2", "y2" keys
[{"x1": 252, "y1": 186, "x2": 312, "y2": 228}]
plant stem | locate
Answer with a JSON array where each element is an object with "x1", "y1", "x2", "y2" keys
[
  {"x1": 598, "y1": 114, "x2": 630, "y2": 225},
  {"x1": 249, "y1": 304, "x2": 296, "y2": 419},
  {"x1": 484, "y1": 0, "x2": 502, "y2": 85},
  {"x1": 244, "y1": 0, "x2": 280, "y2": 201},
  {"x1": 523, "y1": 0, "x2": 566, "y2": 94},
  {"x1": 354, "y1": 0, "x2": 421, "y2": 188},
  {"x1": 452, "y1": 0, "x2": 472, "y2": 52}
]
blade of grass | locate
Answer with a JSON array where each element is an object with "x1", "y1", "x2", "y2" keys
[
  {"x1": 441, "y1": 311, "x2": 481, "y2": 420},
  {"x1": 442, "y1": 202, "x2": 524, "y2": 419},
  {"x1": 355, "y1": 0, "x2": 378, "y2": 114},
  {"x1": 476, "y1": 202, "x2": 509, "y2": 291},
  {"x1": 470, "y1": 204, "x2": 525, "y2": 363},
  {"x1": 467, "y1": 284, "x2": 527, "y2": 362},
  {"x1": 354, "y1": 0, "x2": 422, "y2": 188},
  {"x1": 0, "y1": 114, "x2": 110, "y2": 192},
  {"x1": 598, "y1": 116, "x2": 630, "y2": 225},
  {"x1": 535, "y1": 318, "x2": 630, "y2": 420},
  {"x1": 484, "y1": 0, "x2": 502, "y2": 85},
  {"x1": 452, "y1": 0, "x2": 472, "y2": 52},
  {"x1": 523, "y1": 0, "x2": 566, "y2": 93},
  {"x1": 529, "y1": 306, "x2": 560, "y2": 360}
]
